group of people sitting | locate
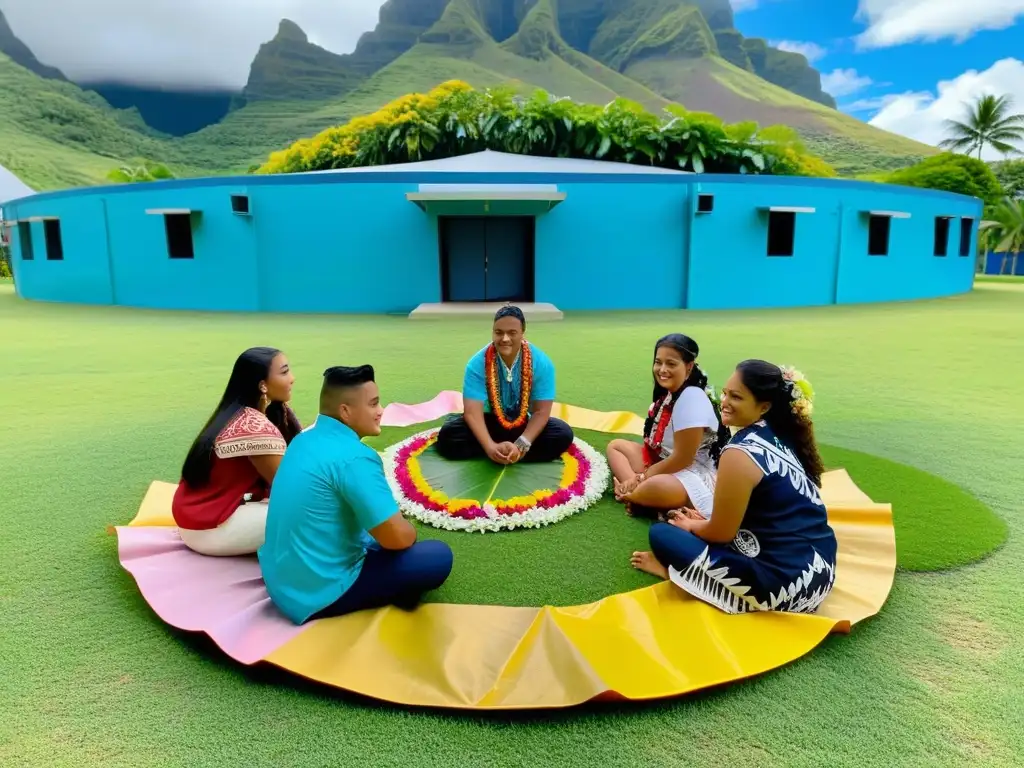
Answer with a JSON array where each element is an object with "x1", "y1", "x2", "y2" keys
[{"x1": 171, "y1": 305, "x2": 837, "y2": 624}]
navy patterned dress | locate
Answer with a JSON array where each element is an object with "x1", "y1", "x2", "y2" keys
[{"x1": 649, "y1": 420, "x2": 838, "y2": 614}]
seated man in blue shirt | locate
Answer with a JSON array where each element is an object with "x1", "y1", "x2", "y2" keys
[
  {"x1": 258, "y1": 365, "x2": 453, "y2": 624},
  {"x1": 436, "y1": 305, "x2": 573, "y2": 464}
]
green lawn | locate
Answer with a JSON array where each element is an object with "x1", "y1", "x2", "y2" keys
[
  {"x1": 2, "y1": 283, "x2": 1022, "y2": 767},
  {"x1": 975, "y1": 274, "x2": 1024, "y2": 284}
]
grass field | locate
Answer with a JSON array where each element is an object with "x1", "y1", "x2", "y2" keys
[{"x1": 1, "y1": 283, "x2": 1022, "y2": 767}]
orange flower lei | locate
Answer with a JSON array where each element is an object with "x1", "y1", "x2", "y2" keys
[{"x1": 485, "y1": 340, "x2": 533, "y2": 430}]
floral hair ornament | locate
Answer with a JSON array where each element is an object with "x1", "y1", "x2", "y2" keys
[{"x1": 780, "y1": 366, "x2": 814, "y2": 419}]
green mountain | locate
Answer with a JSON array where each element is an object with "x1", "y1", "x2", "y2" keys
[
  {"x1": 0, "y1": 8, "x2": 66, "y2": 81},
  {"x1": 0, "y1": 0, "x2": 938, "y2": 190}
]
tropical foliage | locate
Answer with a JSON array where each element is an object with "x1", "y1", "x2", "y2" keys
[
  {"x1": 258, "y1": 81, "x2": 835, "y2": 177},
  {"x1": 884, "y1": 153, "x2": 1003, "y2": 209},
  {"x1": 980, "y1": 196, "x2": 1024, "y2": 275},
  {"x1": 0, "y1": 243, "x2": 11, "y2": 279},
  {"x1": 939, "y1": 94, "x2": 1024, "y2": 159},
  {"x1": 106, "y1": 162, "x2": 176, "y2": 184},
  {"x1": 991, "y1": 158, "x2": 1024, "y2": 199}
]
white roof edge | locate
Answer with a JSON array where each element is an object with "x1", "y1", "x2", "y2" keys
[
  {"x1": 867, "y1": 210, "x2": 911, "y2": 218},
  {"x1": 319, "y1": 150, "x2": 691, "y2": 176}
]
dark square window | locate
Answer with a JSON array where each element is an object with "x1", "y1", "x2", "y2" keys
[
  {"x1": 959, "y1": 217, "x2": 974, "y2": 257},
  {"x1": 165, "y1": 213, "x2": 194, "y2": 259},
  {"x1": 44, "y1": 219, "x2": 64, "y2": 261},
  {"x1": 697, "y1": 194, "x2": 714, "y2": 213},
  {"x1": 868, "y1": 215, "x2": 891, "y2": 256},
  {"x1": 230, "y1": 195, "x2": 250, "y2": 215},
  {"x1": 767, "y1": 211, "x2": 796, "y2": 257},
  {"x1": 18, "y1": 221, "x2": 33, "y2": 260},
  {"x1": 934, "y1": 216, "x2": 951, "y2": 257}
]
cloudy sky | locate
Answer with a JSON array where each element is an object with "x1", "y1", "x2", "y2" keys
[
  {"x1": 738, "y1": 0, "x2": 1024, "y2": 157},
  {"x1": 1, "y1": 0, "x2": 386, "y2": 90},
  {"x1": 2, "y1": 0, "x2": 1023, "y2": 154}
]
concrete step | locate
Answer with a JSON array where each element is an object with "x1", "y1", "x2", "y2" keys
[{"x1": 408, "y1": 302, "x2": 564, "y2": 321}]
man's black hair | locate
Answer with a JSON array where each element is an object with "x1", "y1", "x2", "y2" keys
[
  {"x1": 320, "y1": 365, "x2": 375, "y2": 412},
  {"x1": 494, "y1": 304, "x2": 526, "y2": 329},
  {"x1": 322, "y1": 364, "x2": 375, "y2": 388}
]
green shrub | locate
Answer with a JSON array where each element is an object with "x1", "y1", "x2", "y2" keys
[
  {"x1": 259, "y1": 80, "x2": 835, "y2": 177},
  {"x1": 885, "y1": 152, "x2": 1003, "y2": 207}
]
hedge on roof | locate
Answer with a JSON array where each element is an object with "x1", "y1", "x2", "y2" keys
[{"x1": 257, "y1": 80, "x2": 836, "y2": 178}]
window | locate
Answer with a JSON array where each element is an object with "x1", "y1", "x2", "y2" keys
[
  {"x1": 767, "y1": 211, "x2": 796, "y2": 257},
  {"x1": 230, "y1": 194, "x2": 250, "y2": 215},
  {"x1": 959, "y1": 217, "x2": 974, "y2": 257},
  {"x1": 934, "y1": 216, "x2": 951, "y2": 257},
  {"x1": 44, "y1": 219, "x2": 63, "y2": 261},
  {"x1": 164, "y1": 213, "x2": 194, "y2": 259},
  {"x1": 868, "y1": 215, "x2": 891, "y2": 256},
  {"x1": 18, "y1": 222, "x2": 33, "y2": 260},
  {"x1": 696, "y1": 193, "x2": 714, "y2": 213}
]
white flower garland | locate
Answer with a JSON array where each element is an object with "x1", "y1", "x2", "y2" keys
[{"x1": 382, "y1": 429, "x2": 611, "y2": 534}]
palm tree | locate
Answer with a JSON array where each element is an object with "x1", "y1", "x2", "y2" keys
[
  {"x1": 980, "y1": 196, "x2": 1024, "y2": 275},
  {"x1": 939, "y1": 94, "x2": 1024, "y2": 159}
]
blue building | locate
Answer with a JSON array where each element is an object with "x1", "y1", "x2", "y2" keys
[{"x1": 1, "y1": 151, "x2": 982, "y2": 314}]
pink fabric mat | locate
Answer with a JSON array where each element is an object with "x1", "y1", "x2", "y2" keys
[
  {"x1": 116, "y1": 526, "x2": 309, "y2": 664},
  {"x1": 380, "y1": 390, "x2": 463, "y2": 427}
]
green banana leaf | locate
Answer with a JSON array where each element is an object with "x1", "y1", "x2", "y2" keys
[{"x1": 416, "y1": 445, "x2": 565, "y2": 503}]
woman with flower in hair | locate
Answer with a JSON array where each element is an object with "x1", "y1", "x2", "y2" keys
[
  {"x1": 607, "y1": 333, "x2": 730, "y2": 520},
  {"x1": 630, "y1": 360, "x2": 837, "y2": 614}
]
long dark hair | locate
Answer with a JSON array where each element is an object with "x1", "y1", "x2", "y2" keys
[
  {"x1": 180, "y1": 346, "x2": 301, "y2": 487},
  {"x1": 735, "y1": 359, "x2": 824, "y2": 485},
  {"x1": 643, "y1": 334, "x2": 731, "y2": 463}
]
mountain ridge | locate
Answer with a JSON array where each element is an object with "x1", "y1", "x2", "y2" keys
[{"x1": 0, "y1": 0, "x2": 938, "y2": 189}]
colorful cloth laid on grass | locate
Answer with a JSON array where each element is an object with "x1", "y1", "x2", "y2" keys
[
  {"x1": 171, "y1": 407, "x2": 288, "y2": 531},
  {"x1": 652, "y1": 420, "x2": 838, "y2": 614}
]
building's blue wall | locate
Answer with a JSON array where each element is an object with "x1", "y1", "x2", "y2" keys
[
  {"x1": 537, "y1": 182, "x2": 689, "y2": 310},
  {"x1": 687, "y1": 181, "x2": 840, "y2": 310},
  {"x1": 5, "y1": 195, "x2": 113, "y2": 305},
  {"x1": 2, "y1": 170, "x2": 982, "y2": 313},
  {"x1": 252, "y1": 183, "x2": 439, "y2": 313},
  {"x1": 834, "y1": 186, "x2": 978, "y2": 304},
  {"x1": 105, "y1": 186, "x2": 260, "y2": 311}
]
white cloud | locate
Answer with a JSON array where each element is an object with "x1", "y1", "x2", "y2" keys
[
  {"x1": 821, "y1": 68, "x2": 873, "y2": 97},
  {"x1": 868, "y1": 58, "x2": 1024, "y2": 159},
  {"x1": 843, "y1": 94, "x2": 903, "y2": 113},
  {"x1": 0, "y1": 0, "x2": 387, "y2": 90},
  {"x1": 856, "y1": 0, "x2": 1024, "y2": 49},
  {"x1": 769, "y1": 40, "x2": 827, "y2": 62}
]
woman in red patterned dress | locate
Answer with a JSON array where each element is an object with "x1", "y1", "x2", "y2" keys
[{"x1": 172, "y1": 347, "x2": 302, "y2": 556}]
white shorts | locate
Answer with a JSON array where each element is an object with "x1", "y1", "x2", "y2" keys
[
  {"x1": 670, "y1": 462, "x2": 717, "y2": 519},
  {"x1": 178, "y1": 501, "x2": 268, "y2": 557}
]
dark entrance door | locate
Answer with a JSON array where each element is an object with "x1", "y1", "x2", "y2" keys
[{"x1": 440, "y1": 216, "x2": 534, "y2": 302}]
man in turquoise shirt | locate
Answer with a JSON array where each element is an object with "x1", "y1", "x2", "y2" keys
[
  {"x1": 436, "y1": 305, "x2": 573, "y2": 464},
  {"x1": 259, "y1": 365, "x2": 453, "y2": 624}
]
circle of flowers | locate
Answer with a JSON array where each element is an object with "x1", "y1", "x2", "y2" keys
[{"x1": 382, "y1": 428, "x2": 611, "y2": 533}]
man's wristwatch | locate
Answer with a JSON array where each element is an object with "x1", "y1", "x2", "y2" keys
[{"x1": 515, "y1": 436, "x2": 532, "y2": 455}]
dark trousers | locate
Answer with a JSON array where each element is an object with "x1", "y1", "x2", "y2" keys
[
  {"x1": 435, "y1": 413, "x2": 574, "y2": 463},
  {"x1": 310, "y1": 540, "x2": 453, "y2": 620}
]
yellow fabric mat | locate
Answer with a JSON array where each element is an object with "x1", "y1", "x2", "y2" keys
[
  {"x1": 126, "y1": 401, "x2": 895, "y2": 708},
  {"x1": 128, "y1": 467, "x2": 894, "y2": 709}
]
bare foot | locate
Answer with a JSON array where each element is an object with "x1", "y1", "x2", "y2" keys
[{"x1": 630, "y1": 551, "x2": 669, "y2": 580}]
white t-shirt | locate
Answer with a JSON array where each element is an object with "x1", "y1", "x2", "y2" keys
[{"x1": 659, "y1": 387, "x2": 719, "y2": 457}]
